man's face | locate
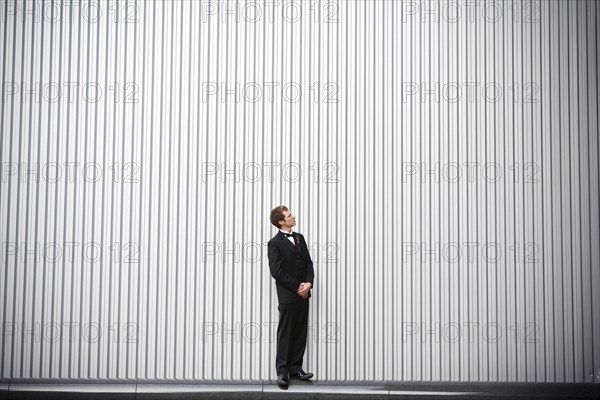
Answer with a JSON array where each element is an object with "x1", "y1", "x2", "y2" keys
[{"x1": 280, "y1": 210, "x2": 296, "y2": 230}]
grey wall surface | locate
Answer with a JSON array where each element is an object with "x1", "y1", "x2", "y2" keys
[{"x1": 1, "y1": 0, "x2": 599, "y2": 383}]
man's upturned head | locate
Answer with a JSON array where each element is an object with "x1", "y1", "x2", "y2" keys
[{"x1": 270, "y1": 205, "x2": 296, "y2": 230}]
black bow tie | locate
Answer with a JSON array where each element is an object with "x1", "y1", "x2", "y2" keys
[{"x1": 283, "y1": 232, "x2": 294, "y2": 237}]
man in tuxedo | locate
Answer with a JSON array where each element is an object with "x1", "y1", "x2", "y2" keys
[{"x1": 268, "y1": 205, "x2": 315, "y2": 387}]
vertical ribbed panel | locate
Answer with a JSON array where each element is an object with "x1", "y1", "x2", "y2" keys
[{"x1": 1, "y1": 0, "x2": 599, "y2": 382}]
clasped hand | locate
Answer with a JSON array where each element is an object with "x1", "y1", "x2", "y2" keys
[{"x1": 297, "y1": 282, "x2": 312, "y2": 298}]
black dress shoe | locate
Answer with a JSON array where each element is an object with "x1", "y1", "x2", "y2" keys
[
  {"x1": 276, "y1": 372, "x2": 289, "y2": 387},
  {"x1": 290, "y1": 369, "x2": 313, "y2": 380}
]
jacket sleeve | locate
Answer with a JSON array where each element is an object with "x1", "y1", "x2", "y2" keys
[
  {"x1": 268, "y1": 240, "x2": 302, "y2": 293},
  {"x1": 300, "y1": 234, "x2": 315, "y2": 289}
]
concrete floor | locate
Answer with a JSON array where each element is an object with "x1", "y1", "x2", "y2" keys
[{"x1": 1, "y1": 379, "x2": 599, "y2": 399}]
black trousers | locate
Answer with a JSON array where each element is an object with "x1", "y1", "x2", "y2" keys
[{"x1": 276, "y1": 302, "x2": 309, "y2": 375}]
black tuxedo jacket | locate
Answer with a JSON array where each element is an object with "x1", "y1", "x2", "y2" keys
[{"x1": 267, "y1": 231, "x2": 315, "y2": 305}]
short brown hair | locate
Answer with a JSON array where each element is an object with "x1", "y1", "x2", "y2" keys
[{"x1": 270, "y1": 205, "x2": 289, "y2": 228}]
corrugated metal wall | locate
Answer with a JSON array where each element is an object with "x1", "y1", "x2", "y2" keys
[{"x1": 1, "y1": 0, "x2": 599, "y2": 383}]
